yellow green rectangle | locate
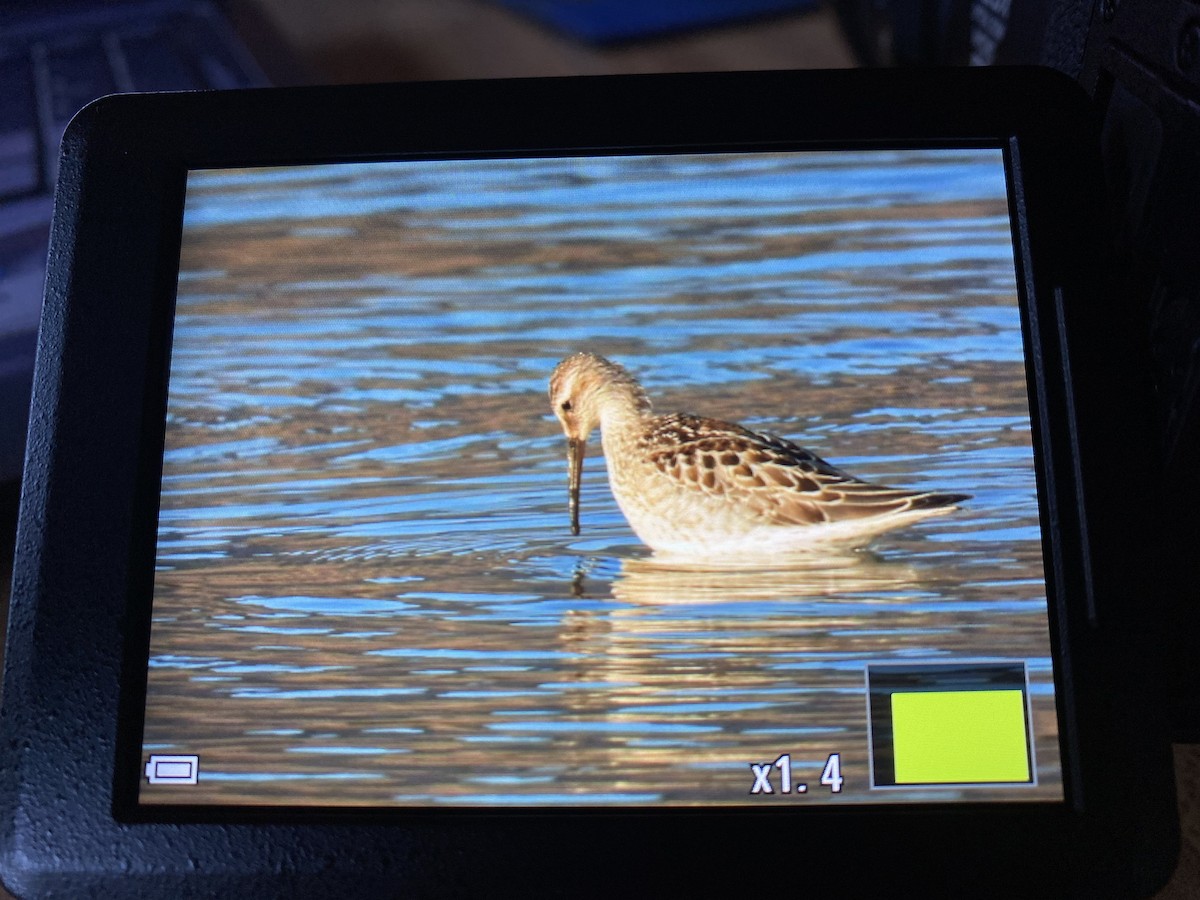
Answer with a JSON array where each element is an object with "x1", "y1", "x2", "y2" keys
[{"x1": 891, "y1": 689, "x2": 1030, "y2": 784}]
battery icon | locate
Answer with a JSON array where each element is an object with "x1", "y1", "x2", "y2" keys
[{"x1": 145, "y1": 754, "x2": 199, "y2": 785}]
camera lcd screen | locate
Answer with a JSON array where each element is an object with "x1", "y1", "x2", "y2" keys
[{"x1": 138, "y1": 147, "x2": 1062, "y2": 809}]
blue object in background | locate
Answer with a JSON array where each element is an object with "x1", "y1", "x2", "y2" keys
[{"x1": 492, "y1": 0, "x2": 819, "y2": 43}]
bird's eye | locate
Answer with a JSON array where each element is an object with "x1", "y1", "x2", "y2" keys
[{"x1": 560, "y1": 400, "x2": 573, "y2": 412}]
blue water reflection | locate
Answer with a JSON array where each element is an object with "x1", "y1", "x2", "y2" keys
[{"x1": 141, "y1": 149, "x2": 1061, "y2": 808}]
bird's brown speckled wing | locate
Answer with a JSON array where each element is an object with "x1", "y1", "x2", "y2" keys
[{"x1": 640, "y1": 414, "x2": 965, "y2": 526}]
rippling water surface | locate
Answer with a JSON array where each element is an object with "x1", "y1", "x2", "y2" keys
[{"x1": 141, "y1": 150, "x2": 1061, "y2": 807}]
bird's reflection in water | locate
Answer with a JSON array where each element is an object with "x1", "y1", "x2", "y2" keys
[
  {"x1": 546, "y1": 547, "x2": 948, "y2": 803},
  {"x1": 611, "y1": 549, "x2": 923, "y2": 606}
]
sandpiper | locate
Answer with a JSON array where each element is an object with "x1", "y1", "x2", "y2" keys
[{"x1": 549, "y1": 352, "x2": 969, "y2": 558}]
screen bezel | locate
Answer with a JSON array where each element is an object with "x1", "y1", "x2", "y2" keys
[{"x1": 1, "y1": 69, "x2": 1178, "y2": 897}]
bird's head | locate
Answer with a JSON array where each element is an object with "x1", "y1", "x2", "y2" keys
[{"x1": 548, "y1": 352, "x2": 648, "y2": 536}]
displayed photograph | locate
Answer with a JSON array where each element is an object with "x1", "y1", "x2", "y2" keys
[{"x1": 140, "y1": 149, "x2": 1062, "y2": 807}]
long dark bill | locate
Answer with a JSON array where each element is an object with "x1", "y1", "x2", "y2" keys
[{"x1": 567, "y1": 437, "x2": 583, "y2": 535}]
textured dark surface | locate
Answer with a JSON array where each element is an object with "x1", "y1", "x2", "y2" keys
[{"x1": 1037, "y1": 0, "x2": 1200, "y2": 750}]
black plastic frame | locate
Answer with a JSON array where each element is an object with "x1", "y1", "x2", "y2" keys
[{"x1": 0, "y1": 68, "x2": 1178, "y2": 897}]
